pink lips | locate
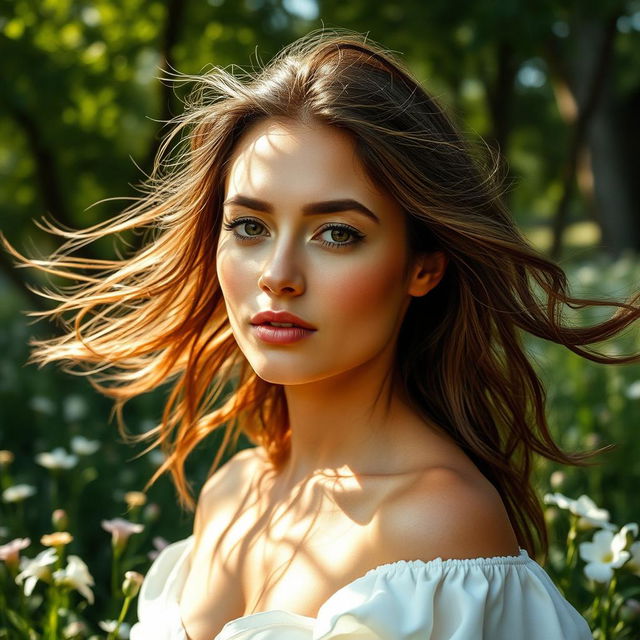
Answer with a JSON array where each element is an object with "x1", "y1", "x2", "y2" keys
[
  {"x1": 250, "y1": 310, "x2": 317, "y2": 345},
  {"x1": 250, "y1": 310, "x2": 316, "y2": 330}
]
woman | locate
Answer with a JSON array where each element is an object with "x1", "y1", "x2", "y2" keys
[{"x1": 3, "y1": 29, "x2": 639, "y2": 639}]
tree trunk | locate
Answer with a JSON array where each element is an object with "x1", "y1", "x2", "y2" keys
[
  {"x1": 548, "y1": 14, "x2": 618, "y2": 260},
  {"x1": 587, "y1": 77, "x2": 640, "y2": 257}
]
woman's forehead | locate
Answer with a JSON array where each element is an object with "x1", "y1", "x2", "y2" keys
[
  {"x1": 227, "y1": 119, "x2": 360, "y2": 182},
  {"x1": 224, "y1": 118, "x2": 401, "y2": 218}
]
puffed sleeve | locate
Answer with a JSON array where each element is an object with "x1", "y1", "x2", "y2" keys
[
  {"x1": 311, "y1": 551, "x2": 592, "y2": 640},
  {"x1": 130, "y1": 536, "x2": 194, "y2": 640}
]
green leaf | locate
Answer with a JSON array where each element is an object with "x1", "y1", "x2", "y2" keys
[{"x1": 6, "y1": 608, "x2": 38, "y2": 639}]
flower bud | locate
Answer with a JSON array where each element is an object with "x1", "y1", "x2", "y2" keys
[
  {"x1": 52, "y1": 509, "x2": 69, "y2": 531},
  {"x1": 543, "y1": 506, "x2": 558, "y2": 525},
  {"x1": 619, "y1": 598, "x2": 640, "y2": 623},
  {"x1": 584, "y1": 432, "x2": 602, "y2": 448},
  {"x1": 549, "y1": 471, "x2": 566, "y2": 489},
  {"x1": 124, "y1": 491, "x2": 147, "y2": 509},
  {"x1": 122, "y1": 570, "x2": 144, "y2": 598},
  {"x1": 41, "y1": 531, "x2": 73, "y2": 548}
]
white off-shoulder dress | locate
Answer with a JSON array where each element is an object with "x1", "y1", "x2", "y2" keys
[{"x1": 130, "y1": 535, "x2": 592, "y2": 640}]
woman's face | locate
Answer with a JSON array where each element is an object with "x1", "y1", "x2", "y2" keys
[{"x1": 216, "y1": 117, "x2": 440, "y2": 385}]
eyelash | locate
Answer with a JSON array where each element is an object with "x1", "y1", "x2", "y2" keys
[{"x1": 222, "y1": 216, "x2": 365, "y2": 249}]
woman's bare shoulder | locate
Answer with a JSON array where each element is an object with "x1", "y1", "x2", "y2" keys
[
  {"x1": 193, "y1": 446, "x2": 265, "y2": 538},
  {"x1": 377, "y1": 465, "x2": 521, "y2": 563}
]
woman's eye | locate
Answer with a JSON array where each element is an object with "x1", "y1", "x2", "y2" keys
[
  {"x1": 222, "y1": 217, "x2": 266, "y2": 239},
  {"x1": 317, "y1": 225, "x2": 364, "y2": 249},
  {"x1": 222, "y1": 217, "x2": 365, "y2": 249}
]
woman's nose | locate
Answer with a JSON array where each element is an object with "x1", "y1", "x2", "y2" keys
[{"x1": 258, "y1": 244, "x2": 305, "y2": 296}]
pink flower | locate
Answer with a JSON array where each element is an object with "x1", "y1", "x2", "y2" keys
[
  {"x1": 0, "y1": 538, "x2": 31, "y2": 569},
  {"x1": 101, "y1": 518, "x2": 144, "y2": 550},
  {"x1": 148, "y1": 536, "x2": 169, "y2": 561}
]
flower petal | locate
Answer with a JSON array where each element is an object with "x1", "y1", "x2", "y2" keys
[
  {"x1": 612, "y1": 523, "x2": 639, "y2": 554},
  {"x1": 584, "y1": 562, "x2": 613, "y2": 583},
  {"x1": 579, "y1": 541, "x2": 598, "y2": 563},
  {"x1": 611, "y1": 550, "x2": 630, "y2": 568}
]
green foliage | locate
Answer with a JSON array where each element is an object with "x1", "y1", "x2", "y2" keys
[
  {"x1": 0, "y1": 282, "x2": 250, "y2": 637},
  {"x1": 527, "y1": 252, "x2": 640, "y2": 523},
  {"x1": 543, "y1": 497, "x2": 640, "y2": 639},
  {"x1": 2, "y1": 0, "x2": 640, "y2": 253}
]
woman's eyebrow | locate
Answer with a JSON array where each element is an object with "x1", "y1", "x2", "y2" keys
[{"x1": 222, "y1": 194, "x2": 380, "y2": 224}]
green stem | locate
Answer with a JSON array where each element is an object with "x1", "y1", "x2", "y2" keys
[
  {"x1": 590, "y1": 592, "x2": 602, "y2": 622},
  {"x1": 55, "y1": 544, "x2": 65, "y2": 572},
  {"x1": 600, "y1": 574, "x2": 617, "y2": 637},
  {"x1": 0, "y1": 466, "x2": 12, "y2": 491},
  {"x1": 128, "y1": 506, "x2": 141, "y2": 524},
  {"x1": 107, "y1": 595, "x2": 132, "y2": 640},
  {"x1": 17, "y1": 571, "x2": 27, "y2": 620},
  {"x1": 111, "y1": 545, "x2": 123, "y2": 602},
  {"x1": 0, "y1": 583, "x2": 10, "y2": 637},
  {"x1": 51, "y1": 471, "x2": 60, "y2": 510},
  {"x1": 46, "y1": 583, "x2": 59, "y2": 640},
  {"x1": 560, "y1": 515, "x2": 579, "y2": 594},
  {"x1": 16, "y1": 500, "x2": 25, "y2": 537},
  {"x1": 566, "y1": 517, "x2": 578, "y2": 570}
]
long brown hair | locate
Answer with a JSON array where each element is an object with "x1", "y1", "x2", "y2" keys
[{"x1": 2, "y1": 28, "x2": 638, "y2": 561}]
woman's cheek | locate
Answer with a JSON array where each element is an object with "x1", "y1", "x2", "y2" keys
[
  {"x1": 323, "y1": 256, "x2": 405, "y2": 321},
  {"x1": 216, "y1": 249, "x2": 250, "y2": 325}
]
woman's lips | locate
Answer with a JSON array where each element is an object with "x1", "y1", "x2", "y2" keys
[
  {"x1": 251, "y1": 324, "x2": 316, "y2": 345},
  {"x1": 250, "y1": 310, "x2": 316, "y2": 330}
]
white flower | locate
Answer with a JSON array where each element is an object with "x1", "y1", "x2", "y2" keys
[
  {"x1": 148, "y1": 449, "x2": 166, "y2": 466},
  {"x1": 137, "y1": 418, "x2": 157, "y2": 433},
  {"x1": 35, "y1": 447, "x2": 78, "y2": 470},
  {"x1": 579, "y1": 523, "x2": 638, "y2": 583},
  {"x1": 628, "y1": 541, "x2": 640, "y2": 577},
  {"x1": 2, "y1": 484, "x2": 37, "y2": 503},
  {"x1": 29, "y1": 395, "x2": 56, "y2": 415},
  {"x1": 15, "y1": 547, "x2": 57, "y2": 595},
  {"x1": 543, "y1": 492, "x2": 615, "y2": 530},
  {"x1": 575, "y1": 265, "x2": 597, "y2": 286},
  {"x1": 626, "y1": 380, "x2": 640, "y2": 400},
  {"x1": 63, "y1": 395, "x2": 89, "y2": 422},
  {"x1": 615, "y1": 522, "x2": 639, "y2": 547},
  {"x1": 62, "y1": 620, "x2": 89, "y2": 638},
  {"x1": 53, "y1": 555, "x2": 95, "y2": 604},
  {"x1": 70, "y1": 435, "x2": 100, "y2": 456},
  {"x1": 99, "y1": 620, "x2": 131, "y2": 638}
]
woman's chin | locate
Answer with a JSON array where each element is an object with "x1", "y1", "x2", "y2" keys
[
  {"x1": 251, "y1": 369, "x2": 313, "y2": 385},
  {"x1": 246, "y1": 360, "x2": 326, "y2": 386}
]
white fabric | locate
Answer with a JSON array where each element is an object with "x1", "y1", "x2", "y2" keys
[{"x1": 130, "y1": 535, "x2": 592, "y2": 640}]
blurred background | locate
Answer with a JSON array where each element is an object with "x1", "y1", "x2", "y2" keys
[{"x1": 0, "y1": 0, "x2": 639, "y2": 630}]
